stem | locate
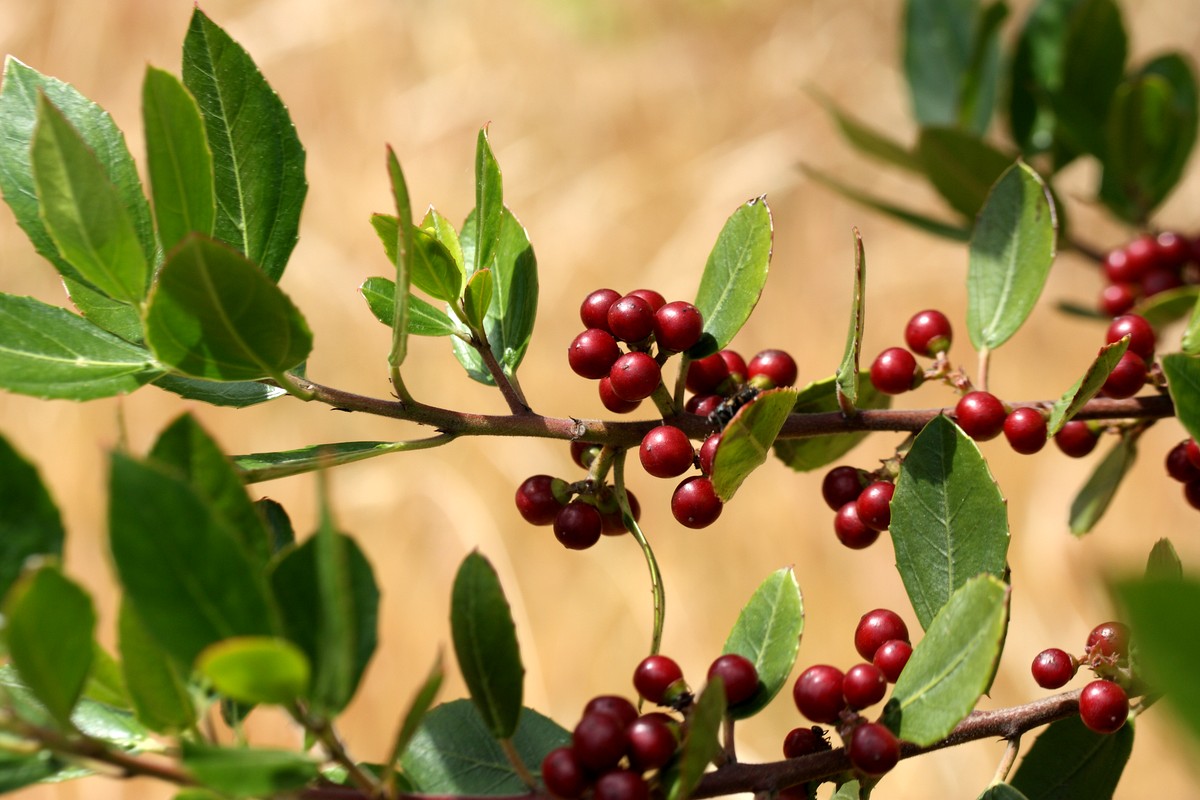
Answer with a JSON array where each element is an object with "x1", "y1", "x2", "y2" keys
[
  {"x1": 977, "y1": 347, "x2": 990, "y2": 394},
  {"x1": 474, "y1": 335, "x2": 531, "y2": 414},
  {"x1": 614, "y1": 451, "x2": 666, "y2": 655},
  {"x1": 722, "y1": 715, "x2": 738, "y2": 765},
  {"x1": 390, "y1": 365, "x2": 416, "y2": 405},
  {"x1": 990, "y1": 735, "x2": 1021, "y2": 785},
  {"x1": 295, "y1": 708, "x2": 381, "y2": 797},
  {"x1": 1063, "y1": 235, "x2": 1106, "y2": 264},
  {"x1": 499, "y1": 737, "x2": 538, "y2": 791}
]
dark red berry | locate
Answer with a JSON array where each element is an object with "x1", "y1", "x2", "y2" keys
[
  {"x1": 1079, "y1": 680, "x2": 1129, "y2": 734},
  {"x1": 1086, "y1": 621, "x2": 1131, "y2": 659},
  {"x1": 1003, "y1": 407, "x2": 1047, "y2": 455},
  {"x1": 698, "y1": 434, "x2": 721, "y2": 475},
  {"x1": 1099, "y1": 282, "x2": 1138, "y2": 317},
  {"x1": 515, "y1": 475, "x2": 566, "y2": 525},
  {"x1": 583, "y1": 695, "x2": 639, "y2": 729},
  {"x1": 782, "y1": 727, "x2": 827, "y2": 759},
  {"x1": 1166, "y1": 441, "x2": 1200, "y2": 482},
  {"x1": 1055, "y1": 420, "x2": 1099, "y2": 458},
  {"x1": 686, "y1": 394, "x2": 722, "y2": 418},
  {"x1": 1186, "y1": 438, "x2": 1200, "y2": 468},
  {"x1": 1100, "y1": 351, "x2": 1146, "y2": 399},
  {"x1": 718, "y1": 350, "x2": 749, "y2": 383},
  {"x1": 541, "y1": 747, "x2": 587, "y2": 799},
  {"x1": 855, "y1": 481, "x2": 895, "y2": 532},
  {"x1": 1031, "y1": 648, "x2": 1077, "y2": 690},
  {"x1": 569, "y1": 329, "x2": 621, "y2": 380},
  {"x1": 627, "y1": 288, "x2": 666, "y2": 312},
  {"x1": 872, "y1": 639, "x2": 913, "y2": 683},
  {"x1": 792, "y1": 665, "x2": 846, "y2": 724},
  {"x1": 593, "y1": 770, "x2": 649, "y2": 800},
  {"x1": 855, "y1": 609, "x2": 910, "y2": 662},
  {"x1": 904, "y1": 309, "x2": 953, "y2": 356},
  {"x1": 954, "y1": 391, "x2": 1006, "y2": 441},
  {"x1": 633, "y1": 655, "x2": 685, "y2": 704},
  {"x1": 1187, "y1": 479, "x2": 1200, "y2": 510},
  {"x1": 608, "y1": 295, "x2": 656, "y2": 343},
  {"x1": 1124, "y1": 234, "x2": 1160, "y2": 276},
  {"x1": 747, "y1": 349, "x2": 798, "y2": 389},
  {"x1": 639, "y1": 426, "x2": 695, "y2": 479},
  {"x1": 601, "y1": 489, "x2": 640, "y2": 536},
  {"x1": 571, "y1": 440, "x2": 599, "y2": 469},
  {"x1": 707, "y1": 654, "x2": 759, "y2": 706},
  {"x1": 609, "y1": 352, "x2": 662, "y2": 402},
  {"x1": 599, "y1": 377, "x2": 641, "y2": 413},
  {"x1": 842, "y1": 663, "x2": 887, "y2": 710},
  {"x1": 581, "y1": 288, "x2": 621, "y2": 332},
  {"x1": 1156, "y1": 231, "x2": 1190, "y2": 268},
  {"x1": 1142, "y1": 267, "x2": 1183, "y2": 296},
  {"x1": 822, "y1": 466, "x2": 866, "y2": 511},
  {"x1": 626, "y1": 716, "x2": 677, "y2": 771},
  {"x1": 573, "y1": 711, "x2": 629, "y2": 771},
  {"x1": 654, "y1": 301, "x2": 704, "y2": 352},
  {"x1": 1105, "y1": 314, "x2": 1156, "y2": 360},
  {"x1": 869, "y1": 347, "x2": 918, "y2": 395},
  {"x1": 553, "y1": 502, "x2": 603, "y2": 550},
  {"x1": 1104, "y1": 247, "x2": 1145, "y2": 284},
  {"x1": 848, "y1": 722, "x2": 900, "y2": 776},
  {"x1": 834, "y1": 501, "x2": 879, "y2": 549},
  {"x1": 671, "y1": 476, "x2": 723, "y2": 529},
  {"x1": 686, "y1": 354, "x2": 731, "y2": 395}
]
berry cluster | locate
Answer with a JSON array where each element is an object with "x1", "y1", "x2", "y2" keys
[
  {"x1": 1165, "y1": 437, "x2": 1200, "y2": 510},
  {"x1": 514, "y1": 469, "x2": 641, "y2": 551},
  {"x1": 791, "y1": 609, "x2": 914, "y2": 777},
  {"x1": 1099, "y1": 231, "x2": 1200, "y2": 317},
  {"x1": 821, "y1": 465, "x2": 893, "y2": 550},
  {"x1": 1031, "y1": 621, "x2": 1134, "y2": 735}
]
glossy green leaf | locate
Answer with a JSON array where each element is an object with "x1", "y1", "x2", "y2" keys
[
  {"x1": 401, "y1": 700, "x2": 569, "y2": 794},
  {"x1": 235, "y1": 438, "x2": 453, "y2": 483},
  {"x1": 917, "y1": 128, "x2": 1013, "y2": 218},
  {"x1": 882, "y1": 575, "x2": 1009, "y2": 745},
  {"x1": 835, "y1": 229, "x2": 866, "y2": 412},
  {"x1": 144, "y1": 234, "x2": 312, "y2": 382},
  {"x1": 32, "y1": 94, "x2": 150, "y2": 304},
  {"x1": 422, "y1": 206, "x2": 465, "y2": 270},
  {"x1": 359, "y1": 277, "x2": 457, "y2": 337},
  {"x1": 487, "y1": 208, "x2": 538, "y2": 375},
  {"x1": 269, "y1": 530, "x2": 378, "y2": 717},
  {"x1": 152, "y1": 374, "x2": 288, "y2": 407},
  {"x1": 82, "y1": 645, "x2": 128, "y2": 708},
  {"x1": 903, "y1": 0, "x2": 981, "y2": 127},
  {"x1": 61, "y1": 276, "x2": 145, "y2": 343},
  {"x1": 721, "y1": 567, "x2": 803, "y2": 720},
  {"x1": 109, "y1": 452, "x2": 277, "y2": 666},
  {"x1": 142, "y1": 66, "x2": 215, "y2": 251},
  {"x1": 0, "y1": 750, "x2": 66, "y2": 793},
  {"x1": 667, "y1": 678, "x2": 725, "y2": 800},
  {"x1": 1145, "y1": 538, "x2": 1182, "y2": 581},
  {"x1": 711, "y1": 388, "x2": 798, "y2": 502},
  {"x1": 385, "y1": 652, "x2": 444, "y2": 775},
  {"x1": 809, "y1": 90, "x2": 922, "y2": 173},
  {"x1": 4, "y1": 566, "x2": 96, "y2": 726},
  {"x1": 117, "y1": 600, "x2": 196, "y2": 733},
  {"x1": 1008, "y1": 0, "x2": 1084, "y2": 154},
  {"x1": 803, "y1": 166, "x2": 971, "y2": 241},
  {"x1": 832, "y1": 781, "x2": 863, "y2": 800},
  {"x1": 690, "y1": 197, "x2": 773, "y2": 356},
  {"x1": 451, "y1": 552, "x2": 524, "y2": 740},
  {"x1": 966, "y1": 162, "x2": 1057, "y2": 352},
  {"x1": 1179, "y1": 297, "x2": 1200, "y2": 355},
  {"x1": 978, "y1": 785, "x2": 1030, "y2": 800},
  {"x1": 1010, "y1": 715, "x2": 1133, "y2": 799},
  {"x1": 1045, "y1": 338, "x2": 1128, "y2": 435},
  {"x1": 257, "y1": 498, "x2": 296, "y2": 554},
  {"x1": 197, "y1": 637, "x2": 310, "y2": 705},
  {"x1": 0, "y1": 664, "x2": 151, "y2": 748},
  {"x1": 473, "y1": 127, "x2": 504, "y2": 275},
  {"x1": 385, "y1": 148, "x2": 414, "y2": 370},
  {"x1": 1163, "y1": 354, "x2": 1200, "y2": 442},
  {"x1": 1132, "y1": 285, "x2": 1198, "y2": 329},
  {"x1": 956, "y1": 1, "x2": 1007, "y2": 134},
  {"x1": 182, "y1": 8, "x2": 306, "y2": 282},
  {"x1": 1068, "y1": 434, "x2": 1136, "y2": 536},
  {"x1": 773, "y1": 373, "x2": 891, "y2": 472},
  {"x1": 1052, "y1": 0, "x2": 1126, "y2": 158},
  {"x1": 890, "y1": 416, "x2": 1010, "y2": 629},
  {"x1": 182, "y1": 743, "x2": 318, "y2": 798},
  {"x1": 463, "y1": 268, "x2": 494, "y2": 333},
  {"x1": 411, "y1": 228, "x2": 464, "y2": 303},
  {"x1": 0, "y1": 433, "x2": 64, "y2": 602}
]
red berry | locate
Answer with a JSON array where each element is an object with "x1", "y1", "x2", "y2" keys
[
  {"x1": 608, "y1": 295, "x2": 656, "y2": 343},
  {"x1": 639, "y1": 426, "x2": 695, "y2": 479},
  {"x1": 1185, "y1": 479, "x2": 1200, "y2": 510},
  {"x1": 571, "y1": 440, "x2": 599, "y2": 469},
  {"x1": 1079, "y1": 680, "x2": 1129, "y2": 734},
  {"x1": 698, "y1": 434, "x2": 721, "y2": 475},
  {"x1": 1099, "y1": 282, "x2": 1138, "y2": 317},
  {"x1": 955, "y1": 391, "x2": 1006, "y2": 441},
  {"x1": 1186, "y1": 438, "x2": 1200, "y2": 468},
  {"x1": 1165, "y1": 441, "x2": 1200, "y2": 482},
  {"x1": 1105, "y1": 314, "x2": 1156, "y2": 360},
  {"x1": 822, "y1": 466, "x2": 866, "y2": 511},
  {"x1": 1055, "y1": 420, "x2": 1099, "y2": 458},
  {"x1": 1031, "y1": 648, "x2": 1077, "y2": 690},
  {"x1": 747, "y1": 349, "x2": 798, "y2": 389},
  {"x1": 686, "y1": 394, "x2": 722, "y2": 418},
  {"x1": 834, "y1": 501, "x2": 879, "y2": 549},
  {"x1": 1124, "y1": 234, "x2": 1161, "y2": 276},
  {"x1": 633, "y1": 655, "x2": 684, "y2": 704},
  {"x1": 1157, "y1": 231, "x2": 1190, "y2": 268},
  {"x1": 541, "y1": 747, "x2": 587, "y2": 798},
  {"x1": 573, "y1": 711, "x2": 629, "y2": 771},
  {"x1": 609, "y1": 352, "x2": 662, "y2": 402},
  {"x1": 515, "y1": 475, "x2": 566, "y2": 525},
  {"x1": 1086, "y1": 621, "x2": 1130, "y2": 659},
  {"x1": 626, "y1": 288, "x2": 666, "y2": 312},
  {"x1": 1100, "y1": 351, "x2": 1146, "y2": 399},
  {"x1": 569, "y1": 329, "x2": 621, "y2": 380},
  {"x1": 626, "y1": 716, "x2": 677, "y2": 771},
  {"x1": 792, "y1": 665, "x2": 846, "y2": 724},
  {"x1": 872, "y1": 639, "x2": 913, "y2": 683},
  {"x1": 869, "y1": 347, "x2": 918, "y2": 395},
  {"x1": 686, "y1": 354, "x2": 731, "y2": 394},
  {"x1": 718, "y1": 350, "x2": 748, "y2": 383},
  {"x1": 599, "y1": 377, "x2": 641, "y2": 413},
  {"x1": 601, "y1": 489, "x2": 640, "y2": 536},
  {"x1": 855, "y1": 481, "x2": 895, "y2": 531},
  {"x1": 581, "y1": 288, "x2": 621, "y2": 332},
  {"x1": 1104, "y1": 248, "x2": 1145, "y2": 284},
  {"x1": 593, "y1": 770, "x2": 649, "y2": 800},
  {"x1": 904, "y1": 309, "x2": 953, "y2": 356},
  {"x1": 855, "y1": 609, "x2": 910, "y2": 662},
  {"x1": 1142, "y1": 267, "x2": 1183, "y2": 296},
  {"x1": 842, "y1": 663, "x2": 888, "y2": 710},
  {"x1": 553, "y1": 502, "x2": 603, "y2": 550},
  {"x1": 848, "y1": 722, "x2": 900, "y2": 777},
  {"x1": 1003, "y1": 407, "x2": 1047, "y2": 455},
  {"x1": 653, "y1": 302, "x2": 704, "y2": 352},
  {"x1": 782, "y1": 727, "x2": 826, "y2": 758},
  {"x1": 707, "y1": 654, "x2": 759, "y2": 706},
  {"x1": 583, "y1": 695, "x2": 639, "y2": 728},
  {"x1": 671, "y1": 476, "x2": 723, "y2": 529}
]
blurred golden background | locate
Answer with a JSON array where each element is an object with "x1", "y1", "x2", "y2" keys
[{"x1": 1, "y1": 0, "x2": 1199, "y2": 797}]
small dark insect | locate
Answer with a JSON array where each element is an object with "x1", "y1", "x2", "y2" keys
[{"x1": 707, "y1": 385, "x2": 760, "y2": 430}]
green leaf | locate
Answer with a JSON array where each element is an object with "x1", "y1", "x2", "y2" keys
[
  {"x1": 385, "y1": 148, "x2": 415, "y2": 370},
  {"x1": 385, "y1": 652, "x2": 444, "y2": 774},
  {"x1": 955, "y1": 1, "x2": 1007, "y2": 135},
  {"x1": 721, "y1": 568, "x2": 803, "y2": 720},
  {"x1": 411, "y1": 228, "x2": 464, "y2": 303},
  {"x1": 1145, "y1": 538, "x2": 1182, "y2": 581},
  {"x1": 1052, "y1": 0, "x2": 1127, "y2": 158},
  {"x1": 182, "y1": 8, "x2": 306, "y2": 282},
  {"x1": 142, "y1": 66, "x2": 215, "y2": 251},
  {"x1": 197, "y1": 637, "x2": 310, "y2": 705},
  {"x1": 152, "y1": 374, "x2": 289, "y2": 407},
  {"x1": 917, "y1": 127, "x2": 1014, "y2": 218},
  {"x1": 882, "y1": 575, "x2": 1009, "y2": 745},
  {"x1": 835, "y1": 229, "x2": 866, "y2": 412},
  {"x1": 0, "y1": 293, "x2": 160, "y2": 400},
  {"x1": 773, "y1": 373, "x2": 891, "y2": 471},
  {"x1": 1177, "y1": 293, "x2": 1200, "y2": 354},
  {"x1": 690, "y1": 197, "x2": 773, "y2": 356},
  {"x1": 269, "y1": 530, "x2": 378, "y2": 717},
  {"x1": 473, "y1": 127, "x2": 504, "y2": 275},
  {"x1": 182, "y1": 743, "x2": 318, "y2": 798},
  {"x1": 1163, "y1": 354, "x2": 1200, "y2": 442},
  {"x1": 422, "y1": 206, "x2": 465, "y2": 271},
  {"x1": 0, "y1": 750, "x2": 66, "y2": 793},
  {"x1": 257, "y1": 498, "x2": 296, "y2": 554},
  {"x1": 401, "y1": 700, "x2": 569, "y2": 795},
  {"x1": 117, "y1": 600, "x2": 196, "y2": 733},
  {"x1": 667, "y1": 678, "x2": 725, "y2": 800},
  {"x1": 832, "y1": 781, "x2": 863, "y2": 800},
  {"x1": 61, "y1": 276, "x2": 145, "y2": 343},
  {"x1": 32, "y1": 94, "x2": 151, "y2": 304},
  {"x1": 144, "y1": 234, "x2": 312, "y2": 382},
  {"x1": 359, "y1": 277, "x2": 457, "y2": 337},
  {"x1": 711, "y1": 388, "x2": 799, "y2": 502},
  {"x1": 1010, "y1": 715, "x2": 1133, "y2": 799},
  {"x1": 903, "y1": 0, "x2": 982, "y2": 128},
  {"x1": 809, "y1": 90, "x2": 923, "y2": 173},
  {"x1": 4, "y1": 566, "x2": 96, "y2": 726},
  {"x1": 803, "y1": 166, "x2": 972, "y2": 242},
  {"x1": 1008, "y1": 0, "x2": 1083, "y2": 155},
  {"x1": 977, "y1": 784, "x2": 1030, "y2": 800},
  {"x1": 0, "y1": 664, "x2": 152, "y2": 749},
  {"x1": 109, "y1": 452, "x2": 277, "y2": 666},
  {"x1": 1131, "y1": 286, "x2": 1200, "y2": 328},
  {"x1": 487, "y1": 208, "x2": 539, "y2": 375},
  {"x1": 463, "y1": 268, "x2": 495, "y2": 333},
  {"x1": 83, "y1": 645, "x2": 129, "y2": 708},
  {"x1": 890, "y1": 416, "x2": 1010, "y2": 629},
  {"x1": 1068, "y1": 433, "x2": 1137, "y2": 535},
  {"x1": 1046, "y1": 338, "x2": 1128, "y2": 435},
  {"x1": 451, "y1": 552, "x2": 524, "y2": 740},
  {"x1": 0, "y1": 433, "x2": 64, "y2": 602},
  {"x1": 235, "y1": 438, "x2": 453, "y2": 483},
  {"x1": 966, "y1": 162, "x2": 1057, "y2": 352}
]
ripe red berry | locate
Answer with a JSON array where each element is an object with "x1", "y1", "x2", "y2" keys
[
  {"x1": 639, "y1": 426, "x2": 695, "y2": 479},
  {"x1": 1142, "y1": 267, "x2": 1183, "y2": 296},
  {"x1": 583, "y1": 695, "x2": 639, "y2": 728},
  {"x1": 1124, "y1": 234, "x2": 1160, "y2": 276},
  {"x1": 686, "y1": 394, "x2": 722, "y2": 418},
  {"x1": 848, "y1": 722, "x2": 900, "y2": 777},
  {"x1": 609, "y1": 352, "x2": 662, "y2": 402},
  {"x1": 904, "y1": 309, "x2": 953, "y2": 356},
  {"x1": 872, "y1": 639, "x2": 913, "y2": 683},
  {"x1": 1186, "y1": 479, "x2": 1200, "y2": 511},
  {"x1": 1104, "y1": 248, "x2": 1144, "y2": 284},
  {"x1": 1079, "y1": 679, "x2": 1129, "y2": 734},
  {"x1": 1086, "y1": 621, "x2": 1131, "y2": 659},
  {"x1": 1165, "y1": 441, "x2": 1200, "y2": 482},
  {"x1": 698, "y1": 434, "x2": 721, "y2": 475},
  {"x1": 855, "y1": 481, "x2": 895, "y2": 531},
  {"x1": 593, "y1": 770, "x2": 649, "y2": 800},
  {"x1": 842, "y1": 663, "x2": 888, "y2": 710},
  {"x1": 1003, "y1": 407, "x2": 1047, "y2": 454},
  {"x1": 686, "y1": 354, "x2": 731, "y2": 395},
  {"x1": 554, "y1": 502, "x2": 603, "y2": 550},
  {"x1": 834, "y1": 501, "x2": 879, "y2": 549},
  {"x1": 601, "y1": 489, "x2": 640, "y2": 536},
  {"x1": 782, "y1": 727, "x2": 826, "y2": 758},
  {"x1": 1055, "y1": 420, "x2": 1099, "y2": 457},
  {"x1": 599, "y1": 377, "x2": 641, "y2": 413},
  {"x1": 653, "y1": 301, "x2": 704, "y2": 352},
  {"x1": 869, "y1": 347, "x2": 918, "y2": 395},
  {"x1": 747, "y1": 349, "x2": 798, "y2": 388},
  {"x1": 515, "y1": 475, "x2": 566, "y2": 525},
  {"x1": 954, "y1": 391, "x2": 1006, "y2": 441},
  {"x1": 541, "y1": 746, "x2": 588, "y2": 799},
  {"x1": 608, "y1": 295, "x2": 656, "y2": 343},
  {"x1": 855, "y1": 609, "x2": 910, "y2": 662},
  {"x1": 822, "y1": 466, "x2": 866, "y2": 511},
  {"x1": 581, "y1": 288, "x2": 621, "y2": 332},
  {"x1": 633, "y1": 655, "x2": 685, "y2": 704},
  {"x1": 1156, "y1": 231, "x2": 1190, "y2": 268},
  {"x1": 569, "y1": 329, "x2": 621, "y2": 380},
  {"x1": 707, "y1": 654, "x2": 759, "y2": 706},
  {"x1": 626, "y1": 716, "x2": 677, "y2": 771},
  {"x1": 1099, "y1": 282, "x2": 1138, "y2": 317},
  {"x1": 671, "y1": 476, "x2": 723, "y2": 528},
  {"x1": 1186, "y1": 438, "x2": 1200, "y2": 468},
  {"x1": 626, "y1": 288, "x2": 666, "y2": 312},
  {"x1": 570, "y1": 440, "x2": 599, "y2": 469},
  {"x1": 793, "y1": 665, "x2": 846, "y2": 724},
  {"x1": 1105, "y1": 314, "x2": 1155, "y2": 360},
  {"x1": 572, "y1": 711, "x2": 629, "y2": 771},
  {"x1": 1031, "y1": 648, "x2": 1077, "y2": 690},
  {"x1": 718, "y1": 350, "x2": 749, "y2": 383},
  {"x1": 1100, "y1": 351, "x2": 1146, "y2": 399}
]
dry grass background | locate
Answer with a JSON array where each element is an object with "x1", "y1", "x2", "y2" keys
[{"x1": 0, "y1": 0, "x2": 1199, "y2": 797}]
